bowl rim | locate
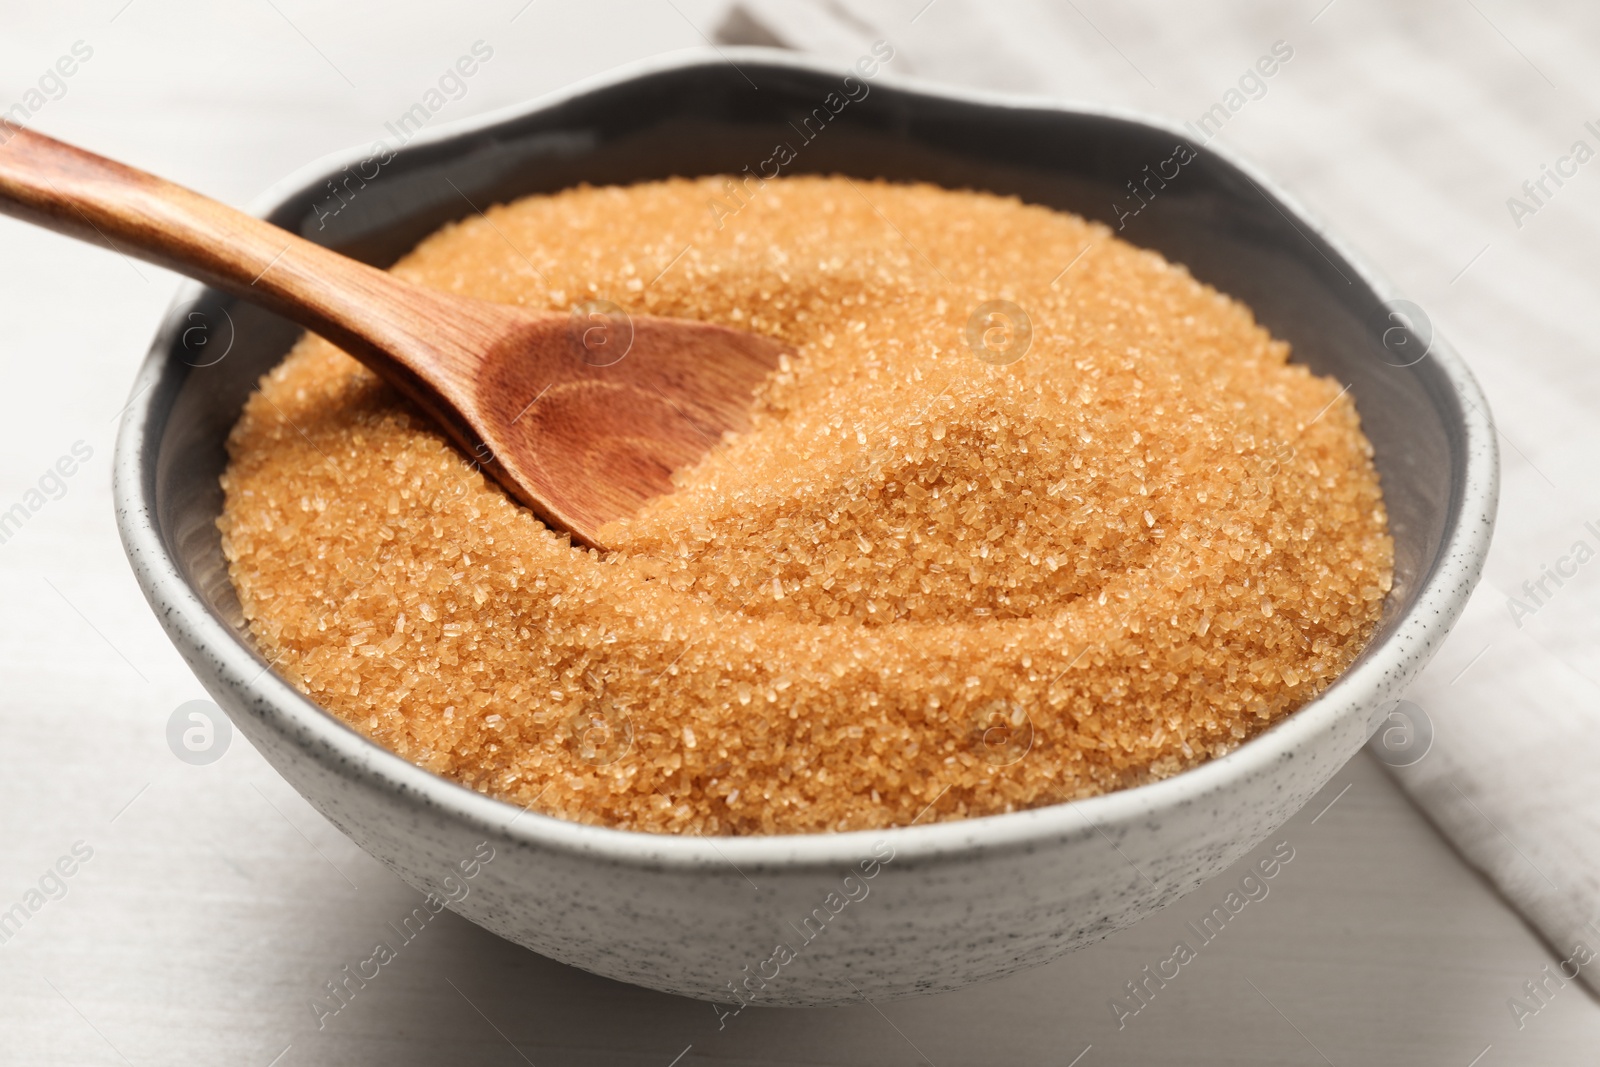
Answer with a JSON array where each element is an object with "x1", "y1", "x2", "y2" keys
[{"x1": 114, "y1": 46, "x2": 1498, "y2": 870}]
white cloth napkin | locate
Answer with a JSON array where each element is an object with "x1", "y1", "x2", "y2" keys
[{"x1": 720, "y1": 0, "x2": 1600, "y2": 993}]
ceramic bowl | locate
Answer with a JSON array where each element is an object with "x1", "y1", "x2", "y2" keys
[{"x1": 113, "y1": 50, "x2": 1497, "y2": 1006}]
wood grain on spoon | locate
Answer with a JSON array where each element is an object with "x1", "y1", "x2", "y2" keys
[{"x1": 0, "y1": 121, "x2": 788, "y2": 547}]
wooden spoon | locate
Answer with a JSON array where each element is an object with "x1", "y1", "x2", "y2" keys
[{"x1": 0, "y1": 122, "x2": 787, "y2": 548}]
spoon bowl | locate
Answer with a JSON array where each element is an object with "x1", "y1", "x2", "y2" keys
[{"x1": 109, "y1": 52, "x2": 1497, "y2": 1006}]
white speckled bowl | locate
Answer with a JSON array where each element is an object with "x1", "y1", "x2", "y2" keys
[{"x1": 114, "y1": 51, "x2": 1497, "y2": 1006}]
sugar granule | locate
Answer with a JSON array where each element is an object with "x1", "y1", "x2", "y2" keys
[{"x1": 218, "y1": 176, "x2": 1393, "y2": 835}]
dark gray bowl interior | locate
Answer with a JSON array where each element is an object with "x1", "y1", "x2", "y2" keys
[{"x1": 143, "y1": 57, "x2": 1460, "y2": 667}]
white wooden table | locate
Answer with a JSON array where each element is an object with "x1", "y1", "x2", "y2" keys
[{"x1": 2, "y1": 2, "x2": 1597, "y2": 1062}]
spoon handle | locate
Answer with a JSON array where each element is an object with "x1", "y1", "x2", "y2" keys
[{"x1": 0, "y1": 121, "x2": 478, "y2": 375}]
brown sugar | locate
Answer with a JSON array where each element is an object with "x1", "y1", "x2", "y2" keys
[{"x1": 217, "y1": 176, "x2": 1393, "y2": 836}]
